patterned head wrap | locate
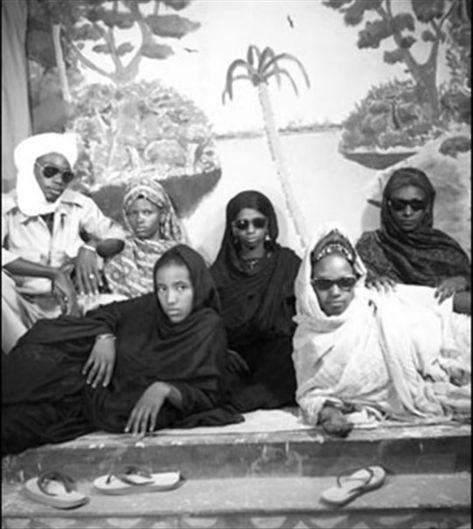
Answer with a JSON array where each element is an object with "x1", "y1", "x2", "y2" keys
[
  {"x1": 104, "y1": 174, "x2": 187, "y2": 298},
  {"x1": 310, "y1": 228, "x2": 357, "y2": 268},
  {"x1": 122, "y1": 175, "x2": 184, "y2": 242}
]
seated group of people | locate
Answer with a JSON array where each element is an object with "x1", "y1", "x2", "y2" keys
[{"x1": 2, "y1": 133, "x2": 471, "y2": 456}]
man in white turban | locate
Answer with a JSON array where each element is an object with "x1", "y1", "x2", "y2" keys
[{"x1": 2, "y1": 132, "x2": 125, "y2": 353}]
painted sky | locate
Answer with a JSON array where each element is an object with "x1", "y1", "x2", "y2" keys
[{"x1": 81, "y1": 0, "x2": 450, "y2": 133}]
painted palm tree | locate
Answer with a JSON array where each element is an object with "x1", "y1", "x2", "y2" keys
[{"x1": 222, "y1": 45, "x2": 311, "y2": 249}]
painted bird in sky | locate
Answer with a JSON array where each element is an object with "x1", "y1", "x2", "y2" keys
[{"x1": 287, "y1": 15, "x2": 294, "y2": 28}]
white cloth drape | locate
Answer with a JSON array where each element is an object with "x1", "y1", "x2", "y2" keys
[{"x1": 293, "y1": 222, "x2": 471, "y2": 425}]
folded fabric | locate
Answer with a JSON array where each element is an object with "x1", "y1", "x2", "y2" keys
[
  {"x1": 94, "y1": 465, "x2": 182, "y2": 495},
  {"x1": 23, "y1": 471, "x2": 89, "y2": 509}
]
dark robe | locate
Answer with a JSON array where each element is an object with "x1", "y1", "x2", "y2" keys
[
  {"x1": 2, "y1": 245, "x2": 239, "y2": 456},
  {"x1": 210, "y1": 191, "x2": 301, "y2": 412},
  {"x1": 356, "y1": 168, "x2": 471, "y2": 287}
]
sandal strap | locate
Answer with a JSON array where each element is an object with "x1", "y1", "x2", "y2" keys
[
  {"x1": 106, "y1": 465, "x2": 153, "y2": 486},
  {"x1": 37, "y1": 470, "x2": 76, "y2": 497},
  {"x1": 336, "y1": 466, "x2": 374, "y2": 490}
]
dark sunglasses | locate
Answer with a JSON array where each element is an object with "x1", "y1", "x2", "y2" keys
[
  {"x1": 388, "y1": 198, "x2": 426, "y2": 212},
  {"x1": 35, "y1": 162, "x2": 75, "y2": 184},
  {"x1": 234, "y1": 218, "x2": 268, "y2": 231},
  {"x1": 311, "y1": 276, "x2": 357, "y2": 291}
]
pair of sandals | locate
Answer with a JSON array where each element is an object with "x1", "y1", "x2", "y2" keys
[{"x1": 23, "y1": 466, "x2": 183, "y2": 510}]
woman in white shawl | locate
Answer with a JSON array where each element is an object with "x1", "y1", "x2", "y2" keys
[{"x1": 293, "y1": 223, "x2": 471, "y2": 436}]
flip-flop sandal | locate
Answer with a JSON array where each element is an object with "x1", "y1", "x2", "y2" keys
[
  {"x1": 93, "y1": 465, "x2": 182, "y2": 495},
  {"x1": 23, "y1": 470, "x2": 89, "y2": 510},
  {"x1": 320, "y1": 465, "x2": 386, "y2": 507}
]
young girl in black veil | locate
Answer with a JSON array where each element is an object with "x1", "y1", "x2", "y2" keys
[
  {"x1": 3, "y1": 245, "x2": 235, "y2": 455},
  {"x1": 210, "y1": 190, "x2": 301, "y2": 412}
]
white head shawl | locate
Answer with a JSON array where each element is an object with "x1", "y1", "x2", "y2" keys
[
  {"x1": 14, "y1": 132, "x2": 79, "y2": 216},
  {"x1": 292, "y1": 222, "x2": 373, "y2": 415},
  {"x1": 294, "y1": 221, "x2": 368, "y2": 333}
]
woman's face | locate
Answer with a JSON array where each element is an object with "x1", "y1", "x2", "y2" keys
[
  {"x1": 311, "y1": 254, "x2": 357, "y2": 316},
  {"x1": 388, "y1": 185, "x2": 428, "y2": 233},
  {"x1": 232, "y1": 207, "x2": 268, "y2": 251},
  {"x1": 155, "y1": 262, "x2": 194, "y2": 323},
  {"x1": 34, "y1": 153, "x2": 73, "y2": 202},
  {"x1": 127, "y1": 198, "x2": 161, "y2": 239}
]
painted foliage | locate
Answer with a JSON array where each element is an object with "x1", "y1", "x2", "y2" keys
[{"x1": 26, "y1": 0, "x2": 221, "y2": 218}]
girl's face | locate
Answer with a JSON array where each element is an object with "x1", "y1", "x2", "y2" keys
[
  {"x1": 127, "y1": 198, "x2": 161, "y2": 239},
  {"x1": 311, "y1": 254, "x2": 357, "y2": 316},
  {"x1": 388, "y1": 185, "x2": 428, "y2": 233},
  {"x1": 231, "y1": 207, "x2": 268, "y2": 251},
  {"x1": 155, "y1": 262, "x2": 194, "y2": 323}
]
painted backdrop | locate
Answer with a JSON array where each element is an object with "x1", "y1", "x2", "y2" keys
[{"x1": 2, "y1": 0, "x2": 470, "y2": 260}]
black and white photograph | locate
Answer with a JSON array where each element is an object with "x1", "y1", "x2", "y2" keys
[{"x1": 2, "y1": 0, "x2": 471, "y2": 527}]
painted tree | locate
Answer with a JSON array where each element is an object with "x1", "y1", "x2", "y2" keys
[
  {"x1": 26, "y1": 0, "x2": 220, "y2": 210},
  {"x1": 27, "y1": 0, "x2": 200, "y2": 96},
  {"x1": 323, "y1": 0, "x2": 465, "y2": 124},
  {"x1": 222, "y1": 45, "x2": 310, "y2": 249}
]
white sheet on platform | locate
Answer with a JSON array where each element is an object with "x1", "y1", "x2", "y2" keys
[
  {"x1": 156, "y1": 408, "x2": 313, "y2": 436},
  {"x1": 154, "y1": 407, "x2": 380, "y2": 436}
]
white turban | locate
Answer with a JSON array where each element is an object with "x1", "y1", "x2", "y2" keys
[{"x1": 14, "y1": 132, "x2": 79, "y2": 216}]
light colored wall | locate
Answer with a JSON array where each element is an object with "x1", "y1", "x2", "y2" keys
[{"x1": 2, "y1": 0, "x2": 30, "y2": 193}]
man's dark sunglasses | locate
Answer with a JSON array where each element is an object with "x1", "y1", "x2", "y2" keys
[
  {"x1": 35, "y1": 162, "x2": 75, "y2": 184},
  {"x1": 234, "y1": 218, "x2": 268, "y2": 231},
  {"x1": 388, "y1": 198, "x2": 426, "y2": 212},
  {"x1": 311, "y1": 276, "x2": 358, "y2": 291}
]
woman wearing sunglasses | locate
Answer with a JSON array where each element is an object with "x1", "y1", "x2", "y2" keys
[
  {"x1": 293, "y1": 223, "x2": 471, "y2": 437},
  {"x1": 2, "y1": 132, "x2": 125, "y2": 353},
  {"x1": 210, "y1": 190, "x2": 301, "y2": 412},
  {"x1": 356, "y1": 167, "x2": 470, "y2": 302}
]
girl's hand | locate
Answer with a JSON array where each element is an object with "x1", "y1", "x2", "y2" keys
[
  {"x1": 365, "y1": 275, "x2": 397, "y2": 294},
  {"x1": 435, "y1": 276, "x2": 469, "y2": 304},
  {"x1": 319, "y1": 404, "x2": 353, "y2": 438},
  {"x1": 125, "y1": 382, "x2": 171, "y2": 436},
  {"x1": 82, "y1": 335, "x2": 116, "y2": 388}
]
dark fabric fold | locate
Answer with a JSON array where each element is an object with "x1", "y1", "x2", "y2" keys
[{"x1": 2, "y1": 245, "x2": 240, "y2": 455}]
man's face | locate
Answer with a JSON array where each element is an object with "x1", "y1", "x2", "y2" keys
[{"x1": 34, "y1": 153, "x2": 74, "y2": 202}]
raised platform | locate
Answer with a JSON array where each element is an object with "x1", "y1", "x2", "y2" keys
[{"x1": 2, "y1": 413, "x2": 471, "y2": 529}]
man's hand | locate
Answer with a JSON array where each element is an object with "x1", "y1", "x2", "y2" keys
[
  {"x1": 52, "y1": 269, "x2": 79, "y2": 316},
  {"x1": 75, "y1": 245, "x2": 102, "y2": 296},
  {"x1": 125, "y1": 382, "x2": 171, "y2": 436},
  {"x1": 82, "y1": 334, "x2": 116, "y2": 388},
  {"x1": 435, "y1": 276, "x2": 469, "y2": 304}
]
